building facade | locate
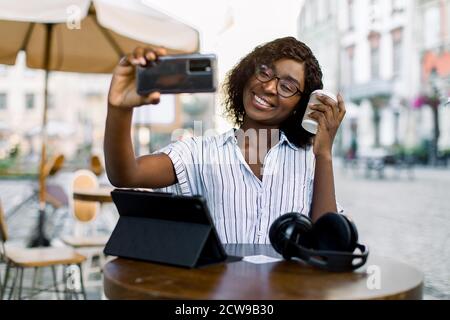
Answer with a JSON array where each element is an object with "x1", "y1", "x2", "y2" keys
[
  {"x1": 298, "y1": 0, "x2": 450, "y2": 159},
  {"x1": 417, "y1": 0, "x2": 450, "y2": 157}
]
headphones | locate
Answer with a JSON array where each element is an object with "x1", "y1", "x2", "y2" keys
[{"x1": 269, "y1": 212, "x2": 369, "y2": 272}]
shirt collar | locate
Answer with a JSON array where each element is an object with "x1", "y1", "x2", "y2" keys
[
  {"x1": 219, "y1": 128, "x2": 237, "y2": 147},
  {"x1": 279, "y1": 130, "x2": 299, "y2": 151},
  {"x1": 219, "y1": 128, "x2": 298, "y2": 151}
]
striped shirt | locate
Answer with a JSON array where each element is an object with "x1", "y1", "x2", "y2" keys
[{"x1": 153, "y1": 128, "x2": 343, "y2": 244}]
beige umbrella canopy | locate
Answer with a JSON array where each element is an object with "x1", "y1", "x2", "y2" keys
[
  {"x1": 0, "y1": 0, "x2": 199, "y2": 71},
  {"x1": 0, "y1": 0, "x2": 199, "y2": 246}
]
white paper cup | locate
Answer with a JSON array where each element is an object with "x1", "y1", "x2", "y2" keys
[{"x1": 301, "y1": 89, "x2": 337, "y2": 134}]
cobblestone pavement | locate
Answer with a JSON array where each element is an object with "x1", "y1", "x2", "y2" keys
[
  {"x1": 1, "y1": 165, "x2": 449, "y2": 300},
  {"x1": 335, "y1": 162, "x2": 450, "y2": 299}
]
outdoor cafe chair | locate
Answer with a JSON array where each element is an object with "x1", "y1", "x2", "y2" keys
[
  {"x1": 61, "y1": 169, "x2": 109, "y2": 288},
  {"x1": 0, "y1": 200, "x2": 87, "y2": 300}
]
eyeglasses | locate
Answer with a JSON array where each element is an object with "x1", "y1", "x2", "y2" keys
[{"x1": 255, "y1": 64, "x2": 303, "y2": 98}]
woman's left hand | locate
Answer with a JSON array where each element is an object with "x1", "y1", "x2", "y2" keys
[{"x1": 308, "y1": 93, "x2": 346, "y2": 158}]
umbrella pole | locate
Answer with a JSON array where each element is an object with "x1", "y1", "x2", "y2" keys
[{"x1": 29, "y1": 24, "x2": 52, "y2": 247}]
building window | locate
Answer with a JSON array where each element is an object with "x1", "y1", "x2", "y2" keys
[
  {"x1": 323, "y1": 0, "x2": 331, "y2": 20},
  {"x1": 47, "y1": 94, "x2": 55, "y2": 109},
  {"x1": 318, "y1": 0, "x2": 326, "y2": 23},
  {"x1": 448, "y1": 1, "x2": 450, "y2": 41},
  {"x1": 424, "y1": 5, "x2": 440, "y2": 49},
  {"x1": 25, "y1": 93, "x2": 35, "y2": 110},
  {"x1": 392, "y1": 41, "x2": 402, "y2": 77},
  {"x1": 311, "y1": 1, "x2": 318, "y2": 26},
  {"x1": 392, "y1": 0, "x2": 405, "y2": 15},
  {"x1": 369, "y1": 0, "x2": 381, "y2": 24},
  {"x1": 327, "y1": 0, "x2": 333, "y2": 19},
  {"x1": 0, "y1": 65, "x2": 8, "y2": 77},
  {"x1": 347, "y1": 0, "x2": 355, "y2": 31},
  {"x1": 368, "y1": 32, "x2": 381, "y2": 79},
  {"x1": 0, "y1": 93, "x2": 7, "y2": 110},
  {"x1": 299, "y1": 10, "x2": 305, "y2": 30},
  {"x1": 371, "y1": 47, "x2": 380, "y2": 79},
  {"x1": 304, "y1": 5, "x2": 312, "y2": 28},
  {"x1": 370, "y1": 47, "x2": 380, "y2": 79},
  {"x1": 391, "y1": 28, "x2": 403, "y2": 77},
  {"x1": 344, "y1": 45, "x2": 355, "y2": 85}
]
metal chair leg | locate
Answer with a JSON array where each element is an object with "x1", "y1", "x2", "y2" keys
[
  {"x1": 1, "y1": 262, "x2": 11, "y2": 299},
  {"x1": 62, "y1": 265, "x2": 69, "y2": 300},
  {"x1": 0, "y1": 267, "x2": 3, "y2": 299},
  {"x1": 77, "y1": 263, "x2": 87, "y2": 300},
  {"x1": 67, "y1": 265, "x2": 75, "y2": 300},
  {"x1": 51, "y1": 266, "x2": 60, "y2": 300},
  {"x1": 17, "y1": 267, "x2": 24, "y2": 300},
  {"x1": 8, "y1": 266, "x2": 18, "y2": 300},
  {"x1": 31, "y1": 267, "x2": 38, "y2": 297}
]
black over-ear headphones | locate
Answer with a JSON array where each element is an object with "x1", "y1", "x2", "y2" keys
[{"x1": 269, "y1": 212, "x2": 369, "y2": 272}]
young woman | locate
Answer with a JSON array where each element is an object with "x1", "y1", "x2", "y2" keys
[{"x1": 104, "y1": 37, "x2": 346, "y2": 244}]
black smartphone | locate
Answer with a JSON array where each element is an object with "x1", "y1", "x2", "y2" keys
[{"x1": 136, "y1": 53, "x2": 217, "y2": 95}]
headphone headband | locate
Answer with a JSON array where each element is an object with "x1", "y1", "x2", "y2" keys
[{"x1": 291, "y1": 242, "x2": 369, "y2": 272}]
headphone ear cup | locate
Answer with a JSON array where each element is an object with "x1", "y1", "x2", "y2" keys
[
  {"x1": 294, "y1": 214, "x2": 314, "y2": 248},
  {"x1": 269, "y1": 213, "x2": 298, "y2": 255},
  {"x1": 312, "y1": 212, "x2": 353, "y2": 252},
  {"x1": 269, "y1": 212, "x2": 313, "y2": 258},
  {"x1": 341, "y1": 215, "x2": 359, "y2": 252}
]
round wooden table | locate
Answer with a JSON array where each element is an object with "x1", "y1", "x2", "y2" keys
[
  {"x1": 73, "y1": 187, "x2": 114, "y2": 203},
  {"x1": 103, "y1": 244, "x2": 423, "y2": 300}
]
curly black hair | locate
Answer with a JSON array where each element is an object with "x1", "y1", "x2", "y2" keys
[{"x1": 222, "y1": 37, "x2": 323, "y2": 149}]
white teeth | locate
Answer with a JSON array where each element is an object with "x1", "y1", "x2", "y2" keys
[{"x1": 254, "y1": 94, "x2": 272, "y2": 107}]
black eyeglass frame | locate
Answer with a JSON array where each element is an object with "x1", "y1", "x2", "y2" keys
[{"x1": 254, "y1": 64, "x2": 303, "y2": 98}]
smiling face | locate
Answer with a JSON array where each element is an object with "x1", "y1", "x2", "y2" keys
[{"x1": 242, "y1": 58, "x2": 305, "y2": 127}]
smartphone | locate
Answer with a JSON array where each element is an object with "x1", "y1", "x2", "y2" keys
[{"x1": 136, "y1": 53, "x2": 217, "y2": 95}]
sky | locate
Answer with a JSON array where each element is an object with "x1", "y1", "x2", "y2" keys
[{"x1": 142, "y1": 0, "x2": 304, "y2": 80}]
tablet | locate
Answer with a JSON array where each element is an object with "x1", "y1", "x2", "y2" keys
[{"x1": 104, "y1": 188, "x2": 241, "y2": 268}]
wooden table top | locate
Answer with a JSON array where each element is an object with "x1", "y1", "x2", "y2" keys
[
  {"x1": 103, "y1": 244, "x2": 423, "y2": 300},
  {"x1": 73, "y1": 187, "x2": 114, "y2": 203}
]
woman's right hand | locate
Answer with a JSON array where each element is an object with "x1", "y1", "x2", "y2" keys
[{"x1": 108, "y1": 47, "x2": 167, "y2": 109}]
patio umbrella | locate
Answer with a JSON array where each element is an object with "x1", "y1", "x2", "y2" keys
[{"x1": 0, "y1": 0, "x2": 200, "y2": 247}]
